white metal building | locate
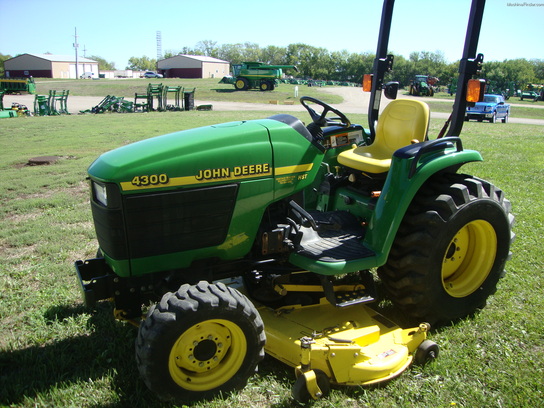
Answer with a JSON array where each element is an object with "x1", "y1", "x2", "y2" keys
[
  {"x1": 157, "y1": 55, "x2": 230, "y2": 79},
  {"x1": 4, "y1": 53, "x2": 99, "y2": 79}
]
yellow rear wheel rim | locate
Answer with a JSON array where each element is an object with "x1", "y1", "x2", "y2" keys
[
  {"x1": 441, "y1": 220, "x2": 497, "y2": 298},
  {"x1": 168, "y1": 319, "x2": 247, "y2": 391}
]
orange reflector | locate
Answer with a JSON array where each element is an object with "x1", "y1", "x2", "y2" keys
[
  {"x1": 467, "y1": 79, "x2": 486, "y2": 103},
  {"x1": 370, "y1": 191, "x2": 381, "y2": 198},
  {"x1": 363, "y1": 74, "x2": 373, "y2": 92}
]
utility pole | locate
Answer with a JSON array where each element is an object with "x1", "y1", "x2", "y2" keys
[{"x1": 74, "y1": 27, "x2": 79, "y2": 79}]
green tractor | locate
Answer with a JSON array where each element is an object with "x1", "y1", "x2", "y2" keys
[
  {"x1": 76, "y1": 0, "x2": 513, "y2": 403},
  {"x1": 409, "y1": 74, "x2": 437, "y2": 96},
  {"x1": 219, "y1": 61, "x2": 298, "y2": 91}
]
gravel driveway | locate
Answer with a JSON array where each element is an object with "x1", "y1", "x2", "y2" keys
[{"x1": 4, "y1": 88, "x2": 543, "y2": 125}]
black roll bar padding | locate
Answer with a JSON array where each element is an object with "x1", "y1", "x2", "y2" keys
[
  {"x1": 368, "y1": 0, "x2": 486, "y2": 141},
  {"x1": 447, "y1": 0, "x2": 486, "y2": 137},
  {"x1": 368, "y1": 0, "x2": 395, "y2": 140}
]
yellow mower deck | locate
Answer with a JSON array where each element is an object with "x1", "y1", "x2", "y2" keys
[{"x1": 258, "y1": 298, "x2": 431, "y2": 400}]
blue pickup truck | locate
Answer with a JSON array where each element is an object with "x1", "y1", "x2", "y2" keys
[{"x1": 465, "y1": 94, "x2": 510, "y2": 123}]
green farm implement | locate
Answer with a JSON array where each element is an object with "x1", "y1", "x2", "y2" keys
[
  {"x1": 220, "y1": 62, "x2": 298, "y2": 91},
  {"x1": 0, "y1": 77, "x2": 36, "y2": 94}
]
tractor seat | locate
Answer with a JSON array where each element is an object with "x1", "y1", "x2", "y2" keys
[{"x1": 338, "y1": 99, "x2": 430, "y2": 174}]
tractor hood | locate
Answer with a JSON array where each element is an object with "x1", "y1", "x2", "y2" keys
[{"x1": 88, "y1": 115, "x2": 323, "y2": 196}]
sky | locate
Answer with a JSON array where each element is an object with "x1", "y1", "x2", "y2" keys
[{"x1": 1, "y1": 0, "x2": 542, "y2": 69}]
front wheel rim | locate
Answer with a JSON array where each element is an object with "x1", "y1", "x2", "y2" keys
[
  {"x1": 168, "y1": 319, "x2": 247, "y2": 391},
  {"x1": 441, "y1": 220, "x2": 497, "y2": 298}
]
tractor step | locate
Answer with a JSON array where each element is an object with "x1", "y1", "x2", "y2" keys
[
  {"x1": 320, "y1": 274, "x2": 375, "y2": 307},
  {"x1": 294, "y1": 210, "x2": 374, "y2": 262},
  {"x1": 332, "y1": 289, "x2": 375, "y2": 307}
]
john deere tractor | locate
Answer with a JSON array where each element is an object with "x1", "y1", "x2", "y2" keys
[
  {"x1": 409, "y1": 74, "x2": 437, "y2": 96},
  {"x1": 76, "y1": 0, "x2": 513, "y2": 403}
]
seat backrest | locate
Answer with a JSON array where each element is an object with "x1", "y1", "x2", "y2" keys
[{"x1": 375, "y1": 99, "x2": 430, "y2": 151}]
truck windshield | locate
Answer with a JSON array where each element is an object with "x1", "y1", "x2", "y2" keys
[{"x1": 483, "y1": 95, "x2": 500, "y2": 103}]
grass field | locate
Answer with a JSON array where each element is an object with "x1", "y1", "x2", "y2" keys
[
  {"x1": 0, "y1": 105, "x2": 543, "y2": 407},
  {"x1": 32, "y1": 78, "x2": 343, "y2": 105},
  {"x1": 31, "y1": 78, "x2": 543, "y2": 119}
]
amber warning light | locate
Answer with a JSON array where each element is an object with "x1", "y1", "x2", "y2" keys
[
  {"x1": 466, "y1": 79, "x2": 486, "y2": 103},
  {"x1": 363, "y1": 74, "x2": 373, "y2": 92}
]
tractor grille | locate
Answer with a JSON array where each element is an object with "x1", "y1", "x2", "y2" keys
[
  {"x1": 124, "y1": 184, "x2": 239, "y2": 259},
  {"x1": 92, "y1": 184, "x2": 239, "y2": 261}
]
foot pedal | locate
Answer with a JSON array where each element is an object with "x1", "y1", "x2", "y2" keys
[{"x1": 319, "y1": 275, "x2": 375, "y2": 308}]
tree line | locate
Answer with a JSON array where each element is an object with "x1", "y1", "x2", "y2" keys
[
  {"x1": 128, "y1": 41, "x2": 544, "y2": 92},
  {"x1": 2, "y1": 42, "x2": 543, "y2": 91}
]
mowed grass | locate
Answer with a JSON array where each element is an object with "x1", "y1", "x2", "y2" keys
[
  {"x1": 32, "y1": 78, "x2": 543, "y2": 118},
  {"x1": 33, "y1": 78, "x2": 343, "y2": 105},
  {"x1": 0, "y1": 109, "x2": 543, "y2": 408}
]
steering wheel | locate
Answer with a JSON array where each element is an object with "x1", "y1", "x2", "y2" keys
[{"x1": 300, "y1": 96, "x2": 351, "y2": 128}]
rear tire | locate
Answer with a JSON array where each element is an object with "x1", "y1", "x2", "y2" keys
[
  {"x1": 378, "y1": 173, "x2": 514, "y2": 324},
  {"x1": 136, "y1": 281, "x2": 265, "y2": 402}
]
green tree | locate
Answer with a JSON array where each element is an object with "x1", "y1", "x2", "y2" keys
[
  {"x1": 126, "y1": 56, "x2": 157, "y2": 71},
  {"x1": 0, "y1": 53, "x2": 12, "y2": 76},
  {"x1": 530, "y1": 59, "x2": 544, "y2": 82},
  {"x1": 196, "y1": 40, "x2": 218, "y2": 57},
  {"x1": 215, "y1": 43, "x2": 244, "y2": 65},
  {"x1": 388, "y1": 54, "x2": 410, "y2": 86},
  {"x1": 239, "y1": 42, "x2": 262, "y2": 62},
  {"x1": 261, "y1": 45, "x2": 287, "y2": 65},
  {"x1": 482, "y1": 58, "x2": 536, "y2": 91},
  {"x1": 409, "y1": 51, "x2": 447, "y2": 77},
  {"x1": 285, "y1": 43, "x2": 330, "y2": 79},
  {"x1": 88, "y1": 55, "x2": 116, "y2": 70}
]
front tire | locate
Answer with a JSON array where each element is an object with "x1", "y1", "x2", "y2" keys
[
  {"x1": 378, "y1": 173, "x2": 514, "y2": 324},
  {"x1": 135, "y1": 281, "x2": 265, "y2": 402},
  {"x1": 235, "y1": 78, "x2": 249, "y2": 90}
]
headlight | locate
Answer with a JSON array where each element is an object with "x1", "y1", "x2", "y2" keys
[{"x1": 93, "y1": 181, "x2": 108, "y2": 207}]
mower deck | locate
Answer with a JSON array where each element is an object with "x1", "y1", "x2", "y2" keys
[{"x1": 257, "y1": 297, "x2": 431, "y2": 399}]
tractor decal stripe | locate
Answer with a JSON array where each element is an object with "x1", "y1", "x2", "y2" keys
[
  {"x1": 119, "y1": 163, "x2": 313, "y2": 191},
  {"x1": 120, "y1": 171, "x2": 269, "y2": 191},
  {"x1": 275, "y1": 163, "x2": 313, "y2": 175}
]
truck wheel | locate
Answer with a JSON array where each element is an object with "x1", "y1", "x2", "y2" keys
[
  {"x1": 235, "y1": 78, "x2": 249, "y2": 90},
  {"x1": 135, "y1": 281, "x2": 265, "y2": 402},
  {"x1": 378, "y1": 173, "x2": 514, "y2": 324},
  {"x1": 490, "y1": 113, "x2": 496, "y2": 123},
  {"x1": 502, "y1": 112, "x2": 509, "y2": 123},
  {"x1": 259, "y1": 81, "x2": 270, "y2": 91}
]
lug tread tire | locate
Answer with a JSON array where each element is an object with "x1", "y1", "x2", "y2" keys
[
  {"x1": 378, "y1": 173, "x2": 514, "y2": 324},
  {"x1": 136, "y1": 281, "x2": 265, "y2": 402}
]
